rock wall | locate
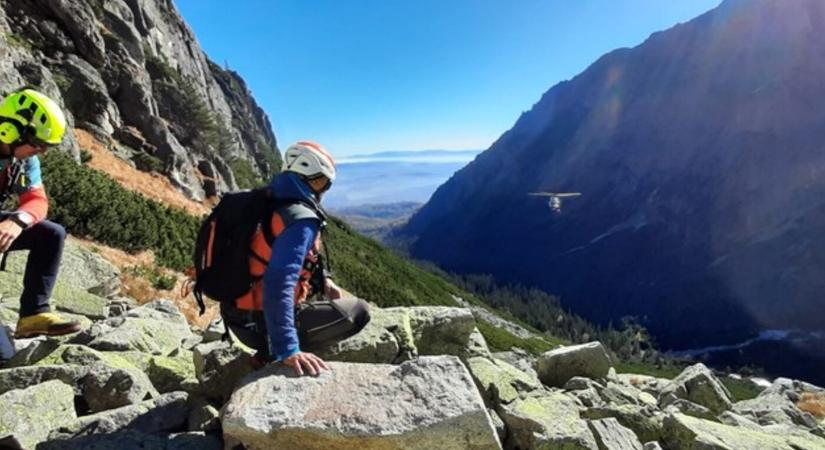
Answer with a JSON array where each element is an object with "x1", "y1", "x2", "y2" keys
[{"x1": 0, "y1": 0, "x2": 281, "y2": 200}]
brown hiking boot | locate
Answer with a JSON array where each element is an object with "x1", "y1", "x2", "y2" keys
[{"x1": 14, "y1": 312, "x2": 81, "y2": 338}]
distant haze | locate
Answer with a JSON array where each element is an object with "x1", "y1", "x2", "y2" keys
[{"x1": 324, "y1": 150, "x2": 481, "y2": 209}]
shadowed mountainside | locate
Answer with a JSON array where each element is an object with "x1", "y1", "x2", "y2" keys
[{"x1": 400, "y1": 0, "x2": 825, "y2": 355}]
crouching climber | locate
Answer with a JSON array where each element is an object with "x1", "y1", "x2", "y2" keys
[
  {"x1": 197, "y1": 141, "x2": 370, "y2": 376},
  {"x1": 0, "y1": 88, "x2": 80, "y2": 366}
]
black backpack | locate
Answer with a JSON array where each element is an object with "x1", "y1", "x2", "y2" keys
[{"x1": 190, "y1": 188, "x2": 326, "y2": 315}]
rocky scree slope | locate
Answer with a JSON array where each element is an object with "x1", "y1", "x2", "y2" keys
[
  {"x1": 399, "y1": 0, "x2": 825, "y2": 354},
  {"x1": 0, "y1": 0, "x2": 280, "y2": 200},
  {"x1": 1, "y1": 243, "x2": 824, "y2": 449}
]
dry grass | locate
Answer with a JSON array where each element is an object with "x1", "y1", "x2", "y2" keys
[
  {"x1": 798, "y1": 392, "x2": 825, "y2": 418},
  {"x1": 73, "y1": 129, "x2": 210, "y2": 215},
  {"x1": 65, "y1": 130, "x2": 223, "y2": 327},
  {"x1": 70, "y1": 237, "x2": 219, "y2": 330}
]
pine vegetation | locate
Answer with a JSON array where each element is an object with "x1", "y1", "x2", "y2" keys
[{"x1": 41, "y1": 151, "x2": 201, "y2": 270}]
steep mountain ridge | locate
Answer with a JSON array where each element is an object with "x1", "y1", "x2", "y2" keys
[
  {"x1": 400, "y1": 0, "x2": 825, "y2": 353},
  {"x1": 0, "y1": 0, "x2": 280, "y2": 200}
]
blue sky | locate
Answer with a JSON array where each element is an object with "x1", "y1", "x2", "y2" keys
[{"x1": 176, "y1": 0, "x2": 721, "y2": 157}]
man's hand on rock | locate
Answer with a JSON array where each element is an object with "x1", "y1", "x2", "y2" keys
[
  {"x1": 0, "y1": 219, "x2": 23, "y2": 252},
  {"x1": 283, "y1": 351, "x2": 328, "y2": 376}
]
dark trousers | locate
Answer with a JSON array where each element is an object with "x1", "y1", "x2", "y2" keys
[
  {"x1": 222, "y1": 297, "x2": 371, "y2": 362},
  {"x1": 0, "y1": 220, "x2": 65, "y2": 362}
]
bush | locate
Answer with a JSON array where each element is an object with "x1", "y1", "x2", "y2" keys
[
  {"x1": 41, "y1": 150, "x2": 201, "y2": 270},
  {"x1": 132, "y1": 151, "x2": 164, "y2": 173},
  {"x1": 125, "y1": 265, "x2": 177, "y2": 290}
]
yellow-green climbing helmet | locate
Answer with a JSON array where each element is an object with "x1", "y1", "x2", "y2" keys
[{"x1": 0, "y1": 88, "x2": 67, "y2": 145}]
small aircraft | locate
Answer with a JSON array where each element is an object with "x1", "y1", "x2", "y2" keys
[{"x1": 528, "y1": 192, "x2": 582, "y2": 212}]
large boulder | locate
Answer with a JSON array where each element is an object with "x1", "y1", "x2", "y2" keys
[
  {"x1": 658, "y1": 363, "x2": 732, "y2": 415},
  {"x1": 662, "y1": 413, "x2": 825, "y2": 450},
  {"x1": 2, "y1": 240, "x2": 121, "y2": 307},
  {"x1": 583, "y1": 404, "x2": 665, "y2": 443},
  {"x1": 0, "y1": 364, "x2": 87, "y2": 395},
  {"x1": 33, "y1": 345, "x2": 159, "y2": 404},
  {"x1": 47, "y1": 391, "x2": 190, "y2": 441},
  {"x1": 466, "y1": 356, "x2": 542, "y2": 406},
  {"x1": 537, "y1": 341, "x2": 612, "y2": 388},
  {"x1": 732, "y1": 377, "x2": 824, "y2": 428},
  {"x1": 0, "y1": 379, "x2": 76, "y2": 449},
  {"x1": 407, "y1": 306, "x2": 476, "y2": 355},
  {"x1": 320, "y1": 306, "x2": 476, "y2": 364},
  {"x1": 491, "y1": 348, "x2": 539, "y2": 380},
  {"x1": 0, "y1": 362, "x2": 155, "y2": 412},
  {"x1": 464, "y1": 327, "x2": 493, "y2": 360},
  {"x1": 82, "y1": 363, "x2": 157, "y2": 412},
  {"x1": 81, "y1": 300, "x2": 192, "y2": 355},
  {"x1": 498, "y1": 391, "x2": 598, "y2": 450},
  {"x1": 38, "y1": 430, "x2": 223, "y2": 450},
  {"x1": 147, "y1": 351, "x2": 197, "y2": 394},
  {"x1": 588, "y1": 418, "x2": 644, "y2": 450},
  {"x1": 222, "y1": 356, "x2": 501, "y2": 450},
  {"x1": 319, "y1": 307, "x2": 402, "y2": 363},
  {"x1": 192, "y1": 340, "x2": 253, "y2": 403}
]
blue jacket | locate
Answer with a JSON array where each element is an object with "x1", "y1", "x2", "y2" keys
[{"x1": 263, "y1": 172, "x2": 322, "y2": 360}]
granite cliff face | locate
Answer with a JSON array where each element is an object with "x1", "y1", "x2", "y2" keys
[
  {"x1": 0, "y1": 0, "x2": 280, "y2": 200},
  {"x1": 400, "y1": 0, "x2": 825, "y2": 353}
]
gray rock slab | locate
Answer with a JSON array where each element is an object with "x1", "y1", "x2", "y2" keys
[
  {"x1": 583, "y1": 404, "x2": 665, "y2": 444},
  {"x1": 499, "y1": 391, "x2": 598, "y2": 450},
  {"x1": 147, "y1": 351, "x2": 197, "y2": 393},
  {"x1": 662, "y1": 412, "x2": 825, "y2": 450},
  {"x1": 407, "y1": 306, "x2": 477, "y2": 356},
  {"x1": 733, "y1": 377, "x2": 824, "y2": 428},
  {"x1": 48, "y1": 391, "x2": 190, "y2": 440},
  {"x1": 38, "y1": 430, "x2": 223, "y2": 450},
  {"x1": 467, "y1": 356, "x2": 543, "y2": 406},
  {"x1": 537, "y1": 341, "x2": 612, "y2": 388},
  {"x1": 659, "y1": 363, "x2": 732, "y2": 415},
  {"x1": 319, "y1": 309, "x2": 400, "y2": 363},
  {"x1": 464, "y1": 326, "x2": 493, "y2": 360},
  {"x1": 665, "y1": 398, "x2": 718, "y2": 422},
  {"x1": 202, "y1": 318, "x2": 225, "y2": 343},
  {"x1": 193, "y1": 341, "x2": 253, "y2": 403},
  {"x1": 83, "y1": 362, "x2": 158, "y2": 412},
  {"x1": 85, "y1": 300, "x2": 192, "y2": 355},
  {"x1": 222, "y1": 356, "x2": 501, "y2": 450},
  {"x1": 188, "y1": 398, "x2": 220, "y2": 432},
  {"x1": 0, "y1": 379, "x2": 76, "y2": 450},
  {"x1": 588, "y1": 418, "x2": 643, "y2": 450},
  {"x1": 491, "y1": 348, "x2": 539, "y2": 379},
  {"x1": 0, "y1": 364, "x2": 87, "y2": 396}
]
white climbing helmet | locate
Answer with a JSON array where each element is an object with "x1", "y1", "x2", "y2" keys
[{"x1": 283, "y1": 140, "x2": 336, "y2": 182}]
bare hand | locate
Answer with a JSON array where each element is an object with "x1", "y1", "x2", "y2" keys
[
  {"x1": 0, "y1": 219, "x2": 23, "y2": 252},
  {"x1": 324, "y1": 278, "x2": 343, "y2": 300},
  {"x1": 282, "y1": 351, "x2": 328, "y2": 376}
]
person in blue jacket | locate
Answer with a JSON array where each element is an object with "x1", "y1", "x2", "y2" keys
[{"x1": 222, "y1": 141, "x2": 370, "y2": 376}]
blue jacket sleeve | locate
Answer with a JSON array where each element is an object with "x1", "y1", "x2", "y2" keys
[{"x1": 262, "y1": 218, "x2": 320, "y2": 360}]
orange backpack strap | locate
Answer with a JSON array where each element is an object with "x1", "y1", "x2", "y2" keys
[{"x1": 236, "y1": 202, "x2": 324, "y2": 311}]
